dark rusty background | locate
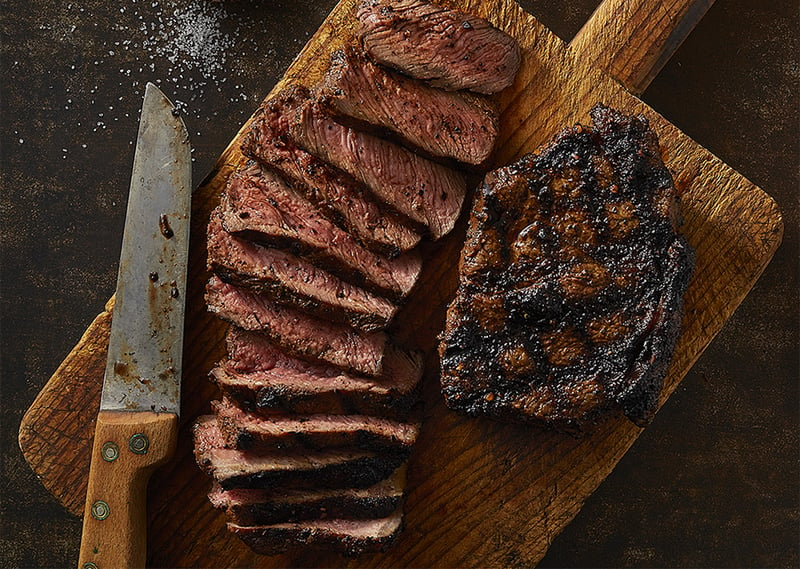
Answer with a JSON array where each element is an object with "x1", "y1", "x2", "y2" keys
[{"x1": 1, "y1": 1, "x2": 797, "y2": 567}]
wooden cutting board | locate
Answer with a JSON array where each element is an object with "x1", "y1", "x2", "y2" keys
[{"x1": 19, "y1": 0, "x2": 782, "y2": 567}]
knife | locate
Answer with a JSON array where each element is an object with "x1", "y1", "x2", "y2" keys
[{"x1": 78, "y1": 83, "x2": 191, "y2": 569}]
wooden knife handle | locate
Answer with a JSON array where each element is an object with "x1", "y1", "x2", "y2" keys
[
  {"x1": 571, "y1": 0, "x2": 716, "y2": 95},
  {"x1": 77, "y1": 410, "x2": 177, "y2": 569}
]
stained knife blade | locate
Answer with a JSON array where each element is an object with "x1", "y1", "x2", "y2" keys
[{"x1": 78, "y1": 82, "x2": 191, "y2": 569}]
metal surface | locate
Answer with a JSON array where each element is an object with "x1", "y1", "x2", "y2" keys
[{"x1": 99, "y1": 83, "x2": 191, "y2": 416}]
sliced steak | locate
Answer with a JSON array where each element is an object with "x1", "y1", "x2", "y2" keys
[
  {"x1": 206, "y1": 276, "x2": 387, "y2": 377},
  {"x1": 208, "y1": 210, "x2": 398, "y2": 332},
  {"x1": 319, "y1": 46, "x2": 499, "y2": 166},
  {"x1": 229, "y1": 509, "x2": 404, "y2": 557},
  {"x1": 289, "y1": 100, "x2": 466, "y2": 239},
  {"x1": 208, "y1": 465, "x2": 405, "y2": 526},
  {"x1": 215, "y1": 328, "x2": 423, "y2": 419},
  {"x1": 357, "y1": 0, "x2": 521, "y2": 94},
  {"x1": 213, "y1": 397, "x2": 420, "y2": 453},
  {"x1": 220, "y1": 162, "x2": 421, "y2": 301},
  {"x1": 193, "y1": 417, "x2": 405, "y2": 491},
  {"x1": 439, "y1": 105, "x2": 695, "y2": 430},
  {"x1": 242, "y1": 86, "x2": 422, "y2": 256}
]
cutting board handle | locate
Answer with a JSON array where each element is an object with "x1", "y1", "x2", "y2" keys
[{"x1": 571, "y1": 0, "x2": 717, "y2": 95}]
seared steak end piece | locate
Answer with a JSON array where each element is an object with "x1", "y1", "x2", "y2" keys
[
  {"x1": 440, "y1": 105, "x2": 695, "y2": 430},
  {"x1": 357, "y1": 0, "x2": 521, "y2": 94},
  {"x1": 229, "y1": 509, "x2": 404, "y2": 557},
  {"x1": 320, "y1": 46, "x2": 499, "y2": 166}
]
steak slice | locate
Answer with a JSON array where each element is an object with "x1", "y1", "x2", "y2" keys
[
  {"x1": 289, "y1": 100, "x2": 466, "y2": 239},
  {"x1": 439, "y1": 105, "x2": 695, "y2": 430},
  {"x1": 215, "y1": 328, "x2": 423, "y2": 419},
  {"x1": 319, "y1": 46, "x2": 499, "y2": 166},
  {"x1": 220, "y1": 162, "x2": 422, "y2": 301},
  {"x1": 193, "y1": 417, "x2": 405, "y2": 491},
  {"x1": 229, "y1": 509, "x2": 404, "y2": 557},
  {"x1": 206, "y1": 276, "x2": 387, "y2": 377},
  {"x1": 208, "y1": 465, "x2": 406, "y2": 526},
  {"x1": 242, "y1": 86, "x2": 422, "y2": 256},
  {"x1": 207, "y1": 210, "x2": 398, "y2": 332},
  {"x1": 357, "y1": 0, "x2": 521, "y2": 94},
  {"x1": 213, "y1": 397, "x2": 420, "y2": 453}
]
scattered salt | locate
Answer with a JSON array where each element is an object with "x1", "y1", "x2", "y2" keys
[{"x1": 54, "y1": 0, "x2": 270, "y2": 159}]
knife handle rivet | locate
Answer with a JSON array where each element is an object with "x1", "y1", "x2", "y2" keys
[
  {"x1": 101, "y1": 441, "x2": 119, "y2": 462},
  {"x1": 128, "y1": 433, "x2": 149, "y2": 454},
  {"x1": 91, "y1": 500, "x2": 110, "y2": 520},
  {"x1": 82, "y1": 563, "x2": 99, "y2": 569}
]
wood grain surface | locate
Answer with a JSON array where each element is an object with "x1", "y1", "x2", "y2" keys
[
  {"x1": 78, "y1": 410, "x2": 178, "y2": 569},
  {"x1": 18, "y1": 0, "x2": 782, "y2": 567}
]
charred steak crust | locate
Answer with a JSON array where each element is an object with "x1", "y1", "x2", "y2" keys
[
  {"x1": 228, "y1": 510, "x2": 405, "y2": 558},
  {"x1": 193, "y1": 417, "x2": 407, "y2": 492},
  {"x1": 357, "y1": 0, "x2": 521, "y2": 94},
  {"x1": 439, "y1": 105, "x2": 695, "y2": 430},
  {"x1": 208, "y1": 466, "x2": 405, "y2": 526}
]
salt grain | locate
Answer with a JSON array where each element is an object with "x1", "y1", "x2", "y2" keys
[{"x1": 58, "y1": 0, "x2": 264, "y2": 156}]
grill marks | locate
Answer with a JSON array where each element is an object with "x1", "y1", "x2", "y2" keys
[
  {"x1": 439, "y1": 105, "x2": 695, "y2": 431},
  {"x1": 195, "y1": 0, "x2": 520, "y2": 556}
]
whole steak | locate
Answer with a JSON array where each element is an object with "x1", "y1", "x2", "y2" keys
[{"x1": 439, "y1": 105, "x2": 695, "y2": 431}]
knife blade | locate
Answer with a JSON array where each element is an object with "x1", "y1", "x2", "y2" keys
[{"x1": 78, "y1": 82, "x2": 191, "y2": 569}]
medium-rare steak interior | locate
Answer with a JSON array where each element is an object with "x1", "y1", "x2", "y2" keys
[
  {"x1": 193, "y1": 0, "x2": 521, "y2": 556},
  {"x1": 216, "y1": 328, "x2": 423, "y2": 419},
  {"x1": 208, "y1": 211, "x2": 399, "y2": 332},
  {"x1": 229, "y1": 510, "x2": 405, "y2": 557},
  {"x1": 289, "y1": 100, "x2": 467, "y2": 239},
  {"x1": 206, "y1": 276, "x2": 388, "y2": 377},
  {"x1": 357, "y1": 0, "x2": 521, "y2": 94},
  {"x1": 242, "y1": 86, "x2": 423, "y2": 256},
  {"x1": 439, "y1": 105, "x2": 695, "y2": 431},
  {"x1": 213, "y1": 397, "x2": 420, "y2": 453},
  {"x1": 320, "y1": 46, "x2": 499, "y2": 166},
  {"x1": 220, "y1": 161, "x2": 422, "y2": 300}
]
